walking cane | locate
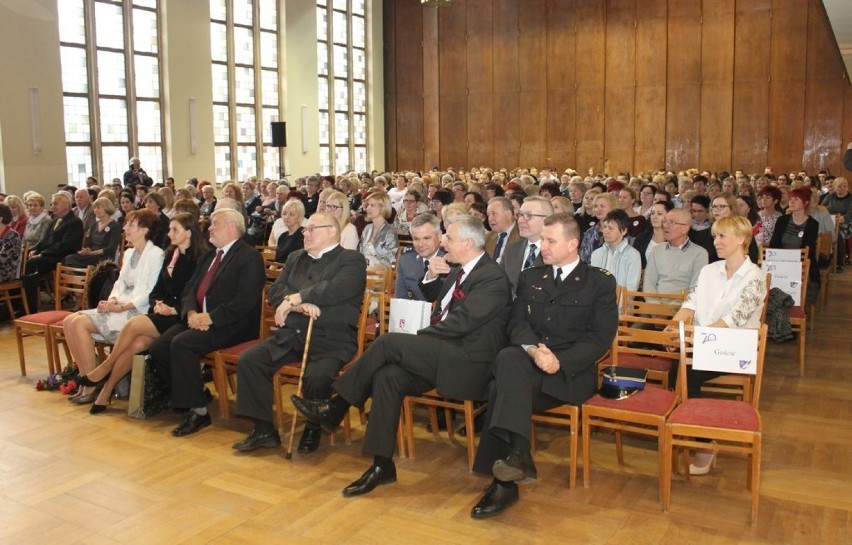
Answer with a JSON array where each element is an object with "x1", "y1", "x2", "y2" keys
[{"x1": 285, "y1": 317, "x2": 315, "y2": 460}]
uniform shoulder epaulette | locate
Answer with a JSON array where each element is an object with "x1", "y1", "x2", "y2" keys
[{"x1": 590, "y1": 265, "x2": 612, "y2": 276}]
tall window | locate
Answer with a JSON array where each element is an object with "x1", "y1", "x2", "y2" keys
[
  {"x1": 210, "y1": 0, "x2": 281, "y2": 184},
  {"x1": 317, "y1": 0, "x2": 368, "y2": 175},
  {"x1": 59, "y1": 0, "x2": 165, "y2": 186}
]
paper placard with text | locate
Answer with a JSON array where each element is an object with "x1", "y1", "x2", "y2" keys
[
  {"x1": 693, "y1": 326, "x2": 759, "y2": 375},
  {"x1": 761, "y1": 257, "x2": 802, "y2": 306}
]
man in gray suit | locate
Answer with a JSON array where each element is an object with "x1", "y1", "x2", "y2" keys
[
  {"x1": 394, "y1": 213, "x2": 444, "y2": 300},
  {"x1": 232, "y1": 212, "x2": 367, "y2": 454},
  {"x1": 501, "y1": 197, "x2": 552, "y2": 294}
]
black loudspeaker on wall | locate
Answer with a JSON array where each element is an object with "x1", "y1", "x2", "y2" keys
[{"x1": 271, "y1": 121, "x2": 286, "y2": 147}]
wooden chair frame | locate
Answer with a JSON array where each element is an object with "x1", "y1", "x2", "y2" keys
[
  {"x1": 582, "y1": 315, "x2": 681, "y2": 503},
  {"x1": 531, "y1": 404, "x2": 580, "y2": 489},
  {"x1": 758, "y1": 246, "x2": 809, "y2": 376},
  {"x1": 15, "y1": 264, "x2": 91, "y2": 376},
  {"x1": 662, "y1": 323, "x2": 768, "y2": 525}
]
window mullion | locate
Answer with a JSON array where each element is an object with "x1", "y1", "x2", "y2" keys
[
  {"x1": 347, "y1": 3, "x2": 355, "y2": 168},
  {"x1": 124, "y1": 0, "x2": 138, "y2": 157},
  {"x1": 85, "y1": 0, "x2": 103, "y2": 179},
  {"x1": 226, "y1": 0, "x2": 237, "y2": 181},
  {"x1": 327, "y1": 5, "x2": 335, "y2": 173},
  {"x1": 253, "y1": 0, "x2": 263, "y2": 176}
]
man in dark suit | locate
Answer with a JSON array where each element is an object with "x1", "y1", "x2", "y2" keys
[
  {"x1": 232, "y1": 213, "x2": 366, "y2": 454},
  {"x1": 484, "y1": 197, "x2": 520, "y2": 263},
  {"x1": 23, "y1": 191, "x2": 84, "y2": 310},
  {"x1": 292, "y1": 214, "x2": 512, "y2": 497},
  {"x1": 394, "y1": 213, "x2": 444, "y2": 300},
  {"x1": 501, "y1": 196, "x2": 552, "y2": 293},
  {"x1": 148, "y1": 208, "x2": 265, "y2": 437},
  {"x1": 469, "y1": 213, "x2": 618, "y2": 519}
]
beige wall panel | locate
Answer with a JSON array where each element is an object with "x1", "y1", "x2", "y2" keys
[
  {"x1": 604, "y1": 0, "x2": 636, "y2": 174},
  {"x1": 698, "y1": 0, "x2": 734, "y2": 171}
]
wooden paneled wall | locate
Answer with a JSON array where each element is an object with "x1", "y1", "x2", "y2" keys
[{"x1": 383, "y1": 0, "x2": 852, "y2": 175}]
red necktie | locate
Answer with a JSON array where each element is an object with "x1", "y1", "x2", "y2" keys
[
  {"x1": 196, "y1": 249, "x2": 223, "y2": 310},
  {"x1": 431, "y1": 269, "x2": 465, "y2": 325}
]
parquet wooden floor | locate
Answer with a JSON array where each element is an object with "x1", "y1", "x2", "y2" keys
[{"x1": 1, "y1": 273, "x2": 851, "y2": 544}]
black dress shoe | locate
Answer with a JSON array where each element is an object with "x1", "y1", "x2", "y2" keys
[
  {"x1": 342, "y1": 464, "x2": 397, "y2": 497},
  {"x1": 232, "y1": 428, "x2": 281, "y2": 452},
  {"x1": 492, "y1": 449, "x2": 538, "y2": 484},
  {"x1": 297, "y1": 426, "x2": 322, "y2": 454},
  {"x1": 171, "y1": 411, "x2": 212, "y2": 437},
  {"x1": 290, "y1": 395, "x2": 346, "y2": 433},
  {"x1": 470, "y1": 481, "x2": 519, "y2": 519}
]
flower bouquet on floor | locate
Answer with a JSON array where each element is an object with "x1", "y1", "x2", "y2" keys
[{"x1": 35, "y1": 361, "x2": 80, "y2": 394}]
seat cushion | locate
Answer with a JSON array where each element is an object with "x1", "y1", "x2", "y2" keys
[
  {"x1": 787, "y1": 306, "x2": 805, "y2": 320},
  {"x1": 612, "y1": 352, "x2": 674, "y2": 373},
  {"x1": 668, "y1": 398, "x2": 760, "y2": 431},
  {"x1": 218, "y1": 339, "x2": 260, "y2": 358},
  {"x1": 584, "y1": 386, "x2": 677, "y2": 416},
  {"x1": 15, "y1": 310, "x2": 72, "y2": 326}
]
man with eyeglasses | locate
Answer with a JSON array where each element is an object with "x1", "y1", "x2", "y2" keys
[
  {"x1": 643, "y1": 208, "x2": 708, "y2": 297},
  {"x1": 231, "y1": 212, "x2": 367, "y2": 455},
  {"x1": 395, "y1": 213, "x2": 444, "y2": 301},
  {"x1": 501, "y1": 196, "x2": 552, "y2": 293}
]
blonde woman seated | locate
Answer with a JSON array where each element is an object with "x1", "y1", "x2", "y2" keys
[
  {"x1": 669, "y1": 215, "x2": 766, "y2": 475},
  {"x1": 325, "y1": 190, "x2": 358, "y2": 250},
  {"x1": 359, "y1": 190, "x2": 398, "y2": 271},
  {"x1": 63, "y1": 210, "x2": 164, "y2": 405}
]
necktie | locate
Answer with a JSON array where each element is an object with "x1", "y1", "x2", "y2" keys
[
  {"x1": 431, "y1": 269, "x2": 465, "y2": 325},
  {"x1": 423, "y1": 258, "x2": 430, "y2": 276},
  {"x1": 523, "y1": 243, "x2": 538, "y2": 270},
  {"x1": 493, "y1": 232, "x2": 508, "y2": 262},
  {"x1": 554, "y1": 267, "x2": 563, "y2": 289},
  {"x1": 53, "y1": 217, "x2": 63, "y2": 231},
  {"x1": 196, "y1": 249, "x2": 224, "y2": 309}
]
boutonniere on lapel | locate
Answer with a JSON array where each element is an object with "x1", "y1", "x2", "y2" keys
[{"x1": 452, "y1": 287, "x2": 466, "y2": 301}]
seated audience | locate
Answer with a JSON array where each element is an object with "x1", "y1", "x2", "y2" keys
[
  {"x1": 579, "y1": 192, "x2": 618, "y2": 263},
  {"x1": 23, "y1": 193, "x2": 50, "y2": 249},
  {"x1": 63, "y1": 210, "x2": 164, "y2": 404},
  {"x1": 395, "y1": 213, "x2": 444, "y2": 300},
  {"x1": 643, "y1": 207, "x2": 708, "y2": 296},
  {"x1": 590, "y1": 209, "x2": 641, "y2": 291},
  {"x1": 469, "y1": 213, "x2": 618, "y2": 519},
  {"x1": 359, "y1": 191, "x2": 398, "y2": 271},
  {"x1": 63, "y1": 197, "x2": 122, "y2": 267},
  {"x1": 768, "y1": 187, "x2": 819, "y2": 303}
]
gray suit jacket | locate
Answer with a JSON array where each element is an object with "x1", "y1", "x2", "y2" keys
[{"x1": 501, "y1": 238, "x2": 543, "y2": 294}]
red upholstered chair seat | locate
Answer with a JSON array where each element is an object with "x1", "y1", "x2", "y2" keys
[
  {"x1": 585, "y1": 386, "x2": 677, "y2": 415},
  {"x1": 16, "y1": 310, "x2": 72, "y2": 326},
  {"x1": 668, "y1": 398, "x2": 759, "y2": 431},
  {"x1": 218, "y1": 339, "x2": 260, "y2": 358},
  {"x1": 787, "y1": 306, "x2": 805, "y2": 319}
]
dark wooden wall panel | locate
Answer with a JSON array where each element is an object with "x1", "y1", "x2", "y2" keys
[
  {"x1": 466, "y1": 0, "x2": 493, "y2": 166},
  {"x1": 767, "y1": 0, "x2": 807, "y2": 173},
  {"x1": 634, "y1": 0, "x2": 667, "y2": 171},
  {"x1": 665, "y1": 0, "x2": 702, "y2": 169},
  {"x1": 517, "y1": 0, "x2": 547, "y2": 167},
  {"x1": 492, "y1": 0, "x2": 520, "y2": 169},
  {"x1": 438, "y1": 4, "x2": 468, "y2": 168},
  {"x1": 574, "y1": 0, "x2": 606, "y2": 174},
  {"x1": 383, "y1": 1, "x2": 398, "y2": 170},
  {"x1": 545, "y1": 0, "x2": 576, "y2": 168},
  {"x1": 423, "y1": 9, "x2": 441, "y2": 170},
  {"x1": 603, "y1": 0, "x2": 636, "y2": 175},
  {"x1": 698, "y1": 0, "x2": 734, "y2": 172},
  {"x1": 731, "y1": 4, "x2": 771, "y2": 173},
  {"x1": 844, "y1": 85, "x2": 852, "y2": 175},
  {"x1": 392, "y1": 0, "x2": 425, "y2": 170},
  {"x1": 802, "y1": 0, "x2": 844, "y2": 172},
  {"x1": 385, "y1": 0, "x2": 852, "y2": 174}
]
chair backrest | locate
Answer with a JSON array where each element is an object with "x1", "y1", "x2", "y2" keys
[
  {"x1": 611, "y1": 314, "x2": 681, "y2": 370},
  {"x1": 620, "y1": 288, "x2": 687, "y2": 320},
  {"x1": 53, "y1": 264, "x2": 93, "y2": 310},
  {"x1": 356, "y1": 272, "x2": 389, "y2": 356},
  {"x1": 757, "y1": 245, "x2": 808, "y2": 266},
  {"x1": 677, "y1": 322, "x2": 768, "y2": 408},
  {"x1": 259, "y1": 286, "x2": 277, "y2": 340},
  {"x1": 18, "y1": 243, "x2": 29, "y2": 280},
  {"x1": 116, "y1": 232, "x2": 127, "y2": 267},
  {"x1": 760, "y1": 273, "x2": 771, "y2": 324}
]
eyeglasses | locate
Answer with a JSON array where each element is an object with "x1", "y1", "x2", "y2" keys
[
  {"x1": 711, "y1": 204, "x2": 730, "y2": 210},
  {"x1": 325, "y1": 204, "x2": 343, "y2": 211},
  {"x1": 302, "y1": 225, "x2": 335, "y2": 234},
  {"x1": 662, "y1": 220, "x2": 690, "y2": 226},
  {"x1": 517, "y1": 211, "x2": 548, "y2": 221}
]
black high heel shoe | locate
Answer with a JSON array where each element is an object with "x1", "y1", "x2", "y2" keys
[
  {"x1": 77, "y1": 372, "x2": 109, "y2": 388},
  {"x1": 90, "y1": 403, "x2": 108, "y2": 414}
]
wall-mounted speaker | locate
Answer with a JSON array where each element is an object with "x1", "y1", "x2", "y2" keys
[{"x1": 271, "y1": 121, "x2": 286, "y2": 147}]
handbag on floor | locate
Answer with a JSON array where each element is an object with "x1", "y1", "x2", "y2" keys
[{"x1": 127, "y1": 354, "x2": 170, "y2": 419}]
